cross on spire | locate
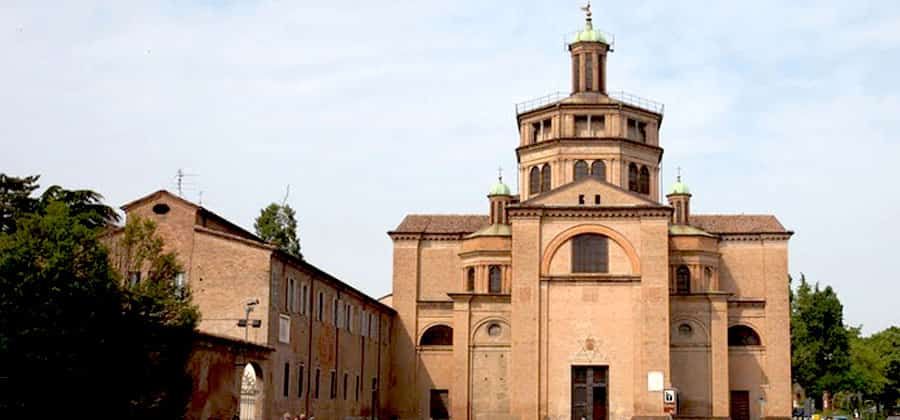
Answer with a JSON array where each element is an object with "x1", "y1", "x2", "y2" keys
[
  {"x1": 498, "y1": 166, "x2": 504, "y2": 183},
  {"x1": 676, "y1": 166, "x2": 682, "y2": 182}
]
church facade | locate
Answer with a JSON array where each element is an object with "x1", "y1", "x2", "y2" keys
[{"x1": 386, "y1": 9, "x2": 792, "y2": 420}]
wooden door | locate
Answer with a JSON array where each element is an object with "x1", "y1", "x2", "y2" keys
[
  {"x1": 730, "y1": 390, "x2": 750, "y2": 420},
  {"x1": 572, "y1": 366, "x2": 608, "y2": 420}
]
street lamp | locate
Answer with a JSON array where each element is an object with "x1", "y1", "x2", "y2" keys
[{"x1": 237, "y1": 298, "x2": 262, "y2": 341}]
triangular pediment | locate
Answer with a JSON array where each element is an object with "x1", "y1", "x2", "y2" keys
[{"x1": 521, "y1": 177, "x2": 663, "y2": 207}]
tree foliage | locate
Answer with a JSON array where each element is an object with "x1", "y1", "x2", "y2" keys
[
  {"x1": 791, "y1": 274, "x2": 851, "y2": 406},
  {"x1": 0, "y1": 176, "x2": 197, "y2": 418},
  {"x1": 254, "y1": 202, "x2": 302, "y2": 258}
]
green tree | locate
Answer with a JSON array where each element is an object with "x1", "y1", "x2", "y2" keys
[
  {"x1": 791, "y1": 274, "x2": 851, "y2": 408},
  {"x1": 845, "y1": 326, "x2": 887, "y2": 406},
  {"x1": 868, "y1": 327, "x2": 900, "y2": 411},
  {"x1": 254, "y1": 202, "x2": 302, "y2": 258},
  {"x1": 0, "y1": 181, "x2": 197, "y2": 417},
  {"x1": 0, "y1": 173, "x2": 40, "y2": 233}
]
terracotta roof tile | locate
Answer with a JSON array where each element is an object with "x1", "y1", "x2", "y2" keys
[
  {"x1": 393, "y1": 214, "x2": 490, "y2": 234},
  {"x1": 690, "y1": 214, "x2": 788, "y2": 234}
]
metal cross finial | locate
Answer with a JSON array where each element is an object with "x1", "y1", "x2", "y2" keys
[
  {"x1": 676, "y1": 166, "x2": 682, "y2": 182},
  {"x1": 498, "y1": 166, "x2": 503, "y2": 183},
  {"x1": 580, "y1": 1, "x2": 592, "y2": 19}
]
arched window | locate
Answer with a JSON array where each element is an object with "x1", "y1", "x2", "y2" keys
[
  {"x1": 420, "y1": 325, "x2": 453, "y2": 346},
  {"x1": 639, "y1": 166, "x2": 651, "y2": 195},
  {"x1": 574, "y1": 160, "x2": 589, "y2": 181},
  {"x1": 591, "y1": 160, "x2": 606, "y2": 181},
  {"x1": 541, "y1": 164, "x2": 552, "y2": 192},
  {"x1": 488, "y1": 266, "x2": 502, "y2": 293},
  {"x1": 728, "y1": 325, "x2": 761, "y2": 346},
  {"x1": 529, "y1": 167, "x2": 540, "y2": 195},
  {"x1": 466, "y1": 268, "x2": 475, "y2": 292},
  {"x1": 571, "y1": 234, "x2": 609, "y2": 273},
  {"x1": 628, "y1": 163, "x2": 639, "y2": 192},
  {"x1": 704, "y1": 267, "x2": 713, "y2": 288},
  {"x1": 675, "y1": 265, "x2": 691, "y2": 293}
]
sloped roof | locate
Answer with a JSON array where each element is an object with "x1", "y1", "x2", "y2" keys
[
  {"x1": 392, "y1": 214, "x2": 490, "y2": 235},
  {"x1": 690, "y1": 215, "x2": 789, "y2": 234}
]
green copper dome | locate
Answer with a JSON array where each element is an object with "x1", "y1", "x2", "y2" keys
[
  {"x1": 489, "y1": 180, "x2": 511, "y2": 196},
  {"x1": 669, "y1": 177, "x2": 690, "y2": 195},
  {"x1": 572, "y1": 27, "x2": 606, "y2": 43}
]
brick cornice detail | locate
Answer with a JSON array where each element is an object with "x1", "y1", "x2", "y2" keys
[
  {"x1": 718, "y1": 233, "x2": 793, "y2": 242},
  {"x1": 516, "y1": 137, "x2": 663, "y2": 161},
  {"x1": 508, "y1": 206, "x2": 671, "y2": 219}
]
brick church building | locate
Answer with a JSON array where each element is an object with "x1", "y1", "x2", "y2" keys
[
  {"x1": 385, "y1": 6, "x2": 792, "y2": 420},
  {"x1": 106, "y1": 6, "x2": 792, "y2": 420}
]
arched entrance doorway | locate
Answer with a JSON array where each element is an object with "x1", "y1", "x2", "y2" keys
[{"x1": 240, "y1": 363, "x2": 264, "y2": 420}]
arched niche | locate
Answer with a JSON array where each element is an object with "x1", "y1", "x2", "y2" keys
[{"x1": 541, "y1": 224, "x2": 641, "y2": 275}]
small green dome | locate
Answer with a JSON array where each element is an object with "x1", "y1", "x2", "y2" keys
[
  {"x1": 489, "y1": 180, "x2": 511, "y2": 196},
  {"x1": 669, "y1": 178, "x2": 690, "y2": 195},
  {"x1": 572, "y1": 28, "x2": 606, "y2": 43}
]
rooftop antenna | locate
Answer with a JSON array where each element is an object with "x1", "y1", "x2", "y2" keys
[
  {"x1": 497, "y1": 166, "x2": 504, "y2": 183},
  {"x1": 198, "y1": 190, "x2": 204, "y2": 206},
  {"x1": 281, "y1": 184, "x2": 290, "y2": 206},
  {"x1": 174, "y1": 168, "x2": 198, "y2": 197}
]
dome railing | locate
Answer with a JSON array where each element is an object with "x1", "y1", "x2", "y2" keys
[{"x1": 515, "y1": 90, "x2": 665, "y2": 115}]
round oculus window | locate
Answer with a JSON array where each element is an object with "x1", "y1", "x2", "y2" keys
[
  {"x1": 487, "y1": 324, "x2": 502, "y2": 337},
  {"x1": 152, "y1": 203, "x2": 171, "y2": 215},
  {"x1": 678, "y1": 323, "x2": 693, "y2": 337}
]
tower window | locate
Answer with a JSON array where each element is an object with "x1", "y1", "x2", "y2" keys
[
  {"x1": 541, "y1": 164, "x2": 552, "y2": 192},
  {"x1": 573, "y1": 54, "x2": 580, "y2": 93},
  {"x1": 591, "y1": 160, "x2": 606, "y2": 181},
  {"x1": 639, "y1": 166, "x2": 651, "y2": 195},
  {"x1": 572, "y1": 234, "x2": 609, "y2": 273},
  {"x1": 578, "y1": 194, "x2": 585, "y2": 205},
  {"x1": 529, "y1": 167, "x2": 541, "y2": 195},
  {"x1": 466, "y1": 267, "x2": 475, "y2": 292},
  {"x1": 676, "y1": 265, "x2": 691, "y2": 294},
  {"x1": 628, "y1": 163, "x2": 639, "y2": 192},
  {"x1": 575, "y1": 116, "x2": 589, "y2": 137},
  {"x1": 585, "y1": 54, "x2": 593, "y2": 91},
  {"x1": 591, "y1": 115, "x2": 605, "y2": 135},
  {"x1": 489, "y1": 266, "x2": 502, "y2": 293},
  {"x1": 594, "y1": 194, "x2": 601, "y2": 205},
  {"x1": 574, "y1": 160, "x2": 589, "y2": 181},
  {"x1": 531, "y1": 122, "x2": 540, "y2": 144}
]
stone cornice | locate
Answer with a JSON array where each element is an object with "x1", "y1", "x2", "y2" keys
[
  {"x1": 542, "y1": 274, "x2": 641, "y2": 283},
  {"x1": 388, "y1": 232, "x2": 466, "y2": 242},
  {"x1": 447, "y1": 293, "x2": 512, "y2": 304},
  {"x1": 458, "y1": 249, "x2": 511, "y2": 259},
  {"x1": 718, "y1": 233, "x2": 793, "y2": 241},
  {"x1": 516, "y1": 137, "x2": 664, "y2": 163},
  {"x1": 728, "y1": 298, "x2": 766, "y2": 309},
  {"x1": 417, "y1": 300, "x2": 454, "y2": 310},
  {"x1": 508, "y1": 205, "x2": 671, "y2": 219}
]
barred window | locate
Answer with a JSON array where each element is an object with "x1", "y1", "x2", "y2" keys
[
  {"x1": 574, "y1": 160, "x2": 589, "y2": 181},
  {"x1": 420, "y1": 325, "x2": 453, "y2": 346},
  {"x1": 639, "y1": 165, "x2": 651, "y2": 195},
  {"x1": 572, "y1": 234, "x2": 609, "y2": 273},
  {"x1": 676, "y1": 265, "x2": 691, "y2": 294},
  {"x1": 591, "y1": 160, "x2": 606, "y2": 181},
  {"x1": 489, "y1": 266, "x2": 502, "y2": 293},
  {"x1": 628, "y1": 163, "x2": 639, "y2": 192},
  {"x1": 529, "y1": 167, "x2": 541, "y2": 195},
  {"x1": 541, "y1": 164, "x2": 552, "y2": 192}
]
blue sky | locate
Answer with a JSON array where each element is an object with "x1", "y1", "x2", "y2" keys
[{"x1": 3, "y1": 1, "x2": 898, "y2": 333}]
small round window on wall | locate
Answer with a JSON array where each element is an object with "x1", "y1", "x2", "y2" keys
[
  {"x1": 152, "y1": 203, "x2": 170, "y2": 215},
  {"x1": 488, "y1": 323, "x2": 502, "y2": 337},
  {"x1": 678, "y1": 323, "x2": 693, "y2": 337}
]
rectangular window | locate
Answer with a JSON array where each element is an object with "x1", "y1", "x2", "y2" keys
[
  {"x1": 301, "y1": 284, "x2": 308, "y2": 315},
  {"x1": 128, "y1": 271, "x2": 141, "y2": 287},
  {"x1": 542, "y1": 119, "x2": 552, "y2": 140},
  {"x1": 346, "y1": 305, "x2": 353, "y2": 333},
  {"x1": 573, "y1": 54, "x2": 580, "y2": 92},
  {"x1": 333, "y1": 298, "x2": 339, "y2": 326},
  {"x1": 531, "y1": 122, "x2": 540, "y2": 144},
  {"x1": 317, "y1": 292, "x2": 324, "y2": 321},
  {"x1": 627, "y1": 118, "x2": 638, "y2": 139},
  {"x1": 287, "y1": 278, "x2": 295, "y2": 312},
  {"x1": 355, "y1": 375, "x2": 360, "y2": 401},
  {"x1": 574, "y1": 115, "x2": 589, "y2": 137},
  {"x1": 361, "y1": 311, "x2": 368, "y2": 338},
  {"x1": 330, "y1": 370, "x2": 337, "y2": 399},
  {"x1": 279, "y1": 314, "x2": 290, "y2": 343},
  {"x1": 314, "y1": 368, "x2": 320, "y2": 399},
  {"x1": 283, "y1": 362, "x2": 290, "y2": 398},
  {"x1": 343, "y1": 372, "x2": 348, "y2": 400},
  {"x1": 638, "y1": 121, "x2": 647, "y2": 143},
  {"x1": 430, "y1": 389, "x2": 450, "y2": 420},
  {"x1": 591, "y1": 115, "x2": 605, "y2": 136},
  {"x1": 298, "y1": 365, "x2": 304, "y2": 397}
]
